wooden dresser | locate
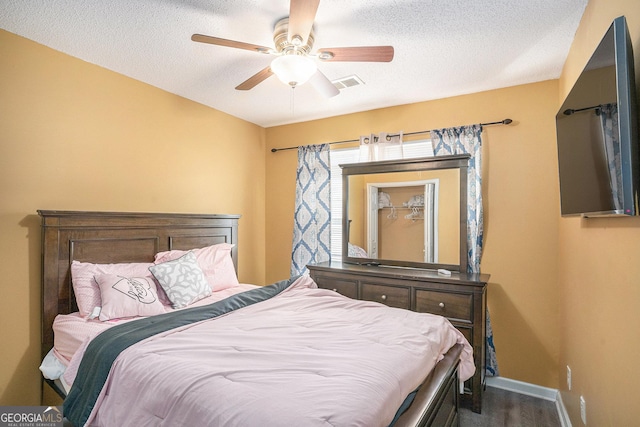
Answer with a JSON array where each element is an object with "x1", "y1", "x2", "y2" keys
[{"x1": 307, "y1": 261, "x2": 489, "y2": 413}]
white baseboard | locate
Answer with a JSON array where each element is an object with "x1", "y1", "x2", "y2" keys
[{"x1": 485, "y1": 376, "x2": 571, "y2": 427}]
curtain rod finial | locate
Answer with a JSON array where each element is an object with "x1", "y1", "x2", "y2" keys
[{"x1": 503, "y1": 118, "x2": 513, "y2": 125}]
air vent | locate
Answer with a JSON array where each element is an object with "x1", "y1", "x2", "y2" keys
[{"x1": 332, "y1": 75, "x2": 365, "y2": 90}]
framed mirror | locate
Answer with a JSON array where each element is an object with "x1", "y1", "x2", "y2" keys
[{"x1": 341, "y1": 154, "x2": 470, "y2": 272}]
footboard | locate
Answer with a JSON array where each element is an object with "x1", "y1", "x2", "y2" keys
[{"x1": 393, "y1": 343, "x2": 463, "y2": 427}]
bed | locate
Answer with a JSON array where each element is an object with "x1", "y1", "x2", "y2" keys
[{"x1": 39, "y1": 210, "x2": 474, "y2": 427}]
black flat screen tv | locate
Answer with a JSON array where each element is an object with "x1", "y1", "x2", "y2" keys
[{"x1": 556, "y1": 16, "x2": 639, "y2": 217}]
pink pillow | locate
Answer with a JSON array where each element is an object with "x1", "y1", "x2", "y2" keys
[
  {"x1": 154, "y1": 243, "x2": 239, "y2": 291},
  {"x1": 95, "y1": 274, "x2": 166, "y2": 321},
  {"x1": 71, "y1": 261, "x2": 159, "y2": 317}
]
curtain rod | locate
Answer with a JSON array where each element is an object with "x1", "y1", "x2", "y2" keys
[
  {"x1": 270, "y1": 118, "x2": 513, "y2": 153},
  {"x1": 562, "y1": 105, "x2": 601, "y2": 116}
]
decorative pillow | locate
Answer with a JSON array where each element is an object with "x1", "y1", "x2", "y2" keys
[
  {"x1": 95, "y1": 274, "x2": 166, "y2": 321},
  {"x1": 149, "y1": 251, "x2": 212, "y2": 308},
  {"x1": 154, "y1": 243, "x2": 239, "y2": 291},
  {"x1": 71, "y1": 261, "x2": 157, "y2": 317}
]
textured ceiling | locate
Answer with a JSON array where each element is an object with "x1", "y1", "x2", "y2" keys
[{"x1": 1, "y1": 0, "x2": 588, "y2": 127}]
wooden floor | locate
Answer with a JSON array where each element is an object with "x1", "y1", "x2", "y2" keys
[{"x1": 459, "y1": 386, "x2": 562, "y2": 427}]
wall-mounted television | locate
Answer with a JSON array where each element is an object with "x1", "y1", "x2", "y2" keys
[{"x1": 555, "y1": 16, "x2": 639, "y2": 217}]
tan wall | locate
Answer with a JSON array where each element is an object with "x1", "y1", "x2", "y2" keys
[
  {"x1": 266, "y1": 80, "x2": 562, "y2": 388},
  {"x1": 0, "y1": 30, "x2": 266, "y2": 405},
  {"x1": 557, "y1": 1, "x2": 640, "y2": 426}
]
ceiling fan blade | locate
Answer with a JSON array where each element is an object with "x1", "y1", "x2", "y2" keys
[
  {"x1": 317, "y1": 46, "x2": 394, "y2": 62},
  {"x1": 309, "y1": 70, "x2": 339, "y2": 98},
  {"x1": 235, "y1": 66, "x2": 274, "y2": 90},
  {"x1": 288, "y1": 0, "x2": 320, "y2": 45},
  {"x1": 191, "y1": 34, "x2": 273, "y2": 54}
]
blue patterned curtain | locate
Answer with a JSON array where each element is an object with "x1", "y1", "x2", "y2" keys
[
  {"x1": 291, "y1": 144, "x2": 332, "y2": 277},
  {"x1": 484, "y1": 310, "x2": 498, "y2": 376},
  {"x1": 431, "y1": 124, "x2": 499, "y2": 376},
  {"x1": 600, "y1": 103, "x2": 623, "y2": 211},
  {"x1": 432, "y1": 125, "x2": 483, "y2": 272}
]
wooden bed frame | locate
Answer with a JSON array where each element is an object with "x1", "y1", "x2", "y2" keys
[{"x1": 39, "y1": 210, "x2": 463, "y2": 427}]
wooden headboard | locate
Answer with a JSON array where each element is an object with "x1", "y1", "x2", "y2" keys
[{"x1": 38, "y1": 210, "x2": 240, "y2": 360}]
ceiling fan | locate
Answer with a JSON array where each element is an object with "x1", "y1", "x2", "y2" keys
[{"x1": 191, "y1": 0, "x2": 394, "y2": 97}]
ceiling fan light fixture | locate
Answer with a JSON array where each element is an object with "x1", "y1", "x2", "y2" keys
[{"x1": 271, "y1": 54, "x2": 317, "y2": 87}]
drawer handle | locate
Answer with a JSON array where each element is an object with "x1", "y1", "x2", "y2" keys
[
  {"x1": 332, "y1": 288, "x2": 338, "y2": 292},
  {"x1": 438, "y1": 302, "x2": 445, "y2": 308},
  {"x1": 381, "y1": 294, "x2": 387, "y2": 301}
]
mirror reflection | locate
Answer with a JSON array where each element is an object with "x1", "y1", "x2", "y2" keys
[
  {"x1": 341, "y1": 154, "x2": 469, "y2": 271},
  {"x1": 347, "y1": 169, "x2": 460, "y2": 265}
]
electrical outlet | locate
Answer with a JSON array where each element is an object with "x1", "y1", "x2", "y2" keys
[
  {"x1": 580, "y1": 395, "x2": 587, "y2": 425},
  {"x1": 566, "y1": 365, "x2": 572, "y2": 390}
]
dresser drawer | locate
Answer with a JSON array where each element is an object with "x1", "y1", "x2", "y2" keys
[
  {"x1": 415, "y1": 290, "x2": 473, "y2": 323},
  {"x1": 313, "y1": 276, "x2": 358, "y2": 299},
  {"x1": 361, "y1": 283, "x2": 410, "y2": 309}
]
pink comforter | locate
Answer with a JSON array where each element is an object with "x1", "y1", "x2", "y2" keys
[{"x1": 77, "y1": 276, "x2": 474, "y2": 427}]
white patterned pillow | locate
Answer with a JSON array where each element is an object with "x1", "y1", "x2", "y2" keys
[
  {"x1": 149, "y1": 251, "x2": 212, "y2": 308},
  {"x1": 154, "y1": 243, "x2": 239, "y2": 291}
]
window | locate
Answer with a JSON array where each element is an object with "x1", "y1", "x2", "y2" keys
[
  {"x1": 329, "y1": 139, "x2": 434, "y2": 260},
  {"x1": 329, "y1": 147, "x2": 359, "y2": 261}
]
